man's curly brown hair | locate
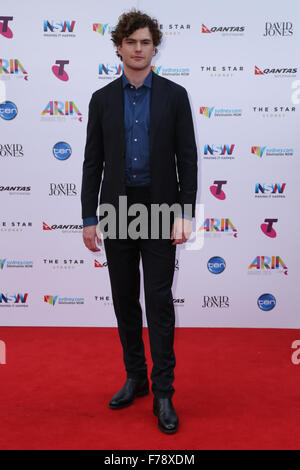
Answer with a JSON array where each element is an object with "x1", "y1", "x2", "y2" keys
[{"x1": 111, "y1": 9, "x2": 163, "y2": 60}]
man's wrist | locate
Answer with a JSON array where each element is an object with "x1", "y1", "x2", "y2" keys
[
  {"x1": 175, "y1": 213, "x2": 193, "y2": 221},
  {"x1": 83, "y1": 216, "x2": 98, "y2": 227}
]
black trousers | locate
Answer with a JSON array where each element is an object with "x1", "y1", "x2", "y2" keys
[{"x1": 103, "y1": 186, "x2": 177, "y2": 398}]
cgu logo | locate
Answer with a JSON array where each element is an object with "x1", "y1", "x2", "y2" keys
[
  {"x1": 0, "y1": 59, "x2": 28, "y2": 79},
  {"x1": 0, "y1": 340, "x2": 6, "y2": 364},
  {"x1": 249, "y1": 256, "x2": 288, "y2": 275},
  {"x1": 42, "y1": 101, "x2": 82, "y2": 121},
  {"x1": 43, "y1": 20, "x2": 76, "y2": 33},
  {"x1": 0, "y1": 293, "x2": 28, "y2": 303},
  {"x1": 255, "y1": 183, "x2": 286, "y2": 194},
  {"x1": 204, "y1": 144, "x2": 235, "y2": 155},
  {"x1": 199, "y1": 218, "x2": 237, "y2": 237},
  {"x1": 98, "y1": 64, "x2": 122, "y2": 75}
]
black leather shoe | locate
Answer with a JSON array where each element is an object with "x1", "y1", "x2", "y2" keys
[
  {"x1": 109, "y1": 377, "x2": 149, "y2": 409},
  {"x1": 153, "y1": 397, "x2": 179, "y2": 434}
]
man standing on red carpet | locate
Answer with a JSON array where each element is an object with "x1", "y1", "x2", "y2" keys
[{"x1": 81, "y1": 9, "x2": 197, "y2": 434}]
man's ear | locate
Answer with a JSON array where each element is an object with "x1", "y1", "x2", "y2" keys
[{"x1": 117, "y1": 44, "x2": 122, "y2": 59}]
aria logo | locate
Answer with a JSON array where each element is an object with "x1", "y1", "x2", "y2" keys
[
  {"x1": 199, "y1": 218, "x2": 237, "y2": 237},
  {"x1": 248, "y1": 256, "x2": 287, "y2": 276},
  {"x1": 0, "y1": 16, "x2": 13, "y2": 38},
  {"x1": 0, "y1": 59, "x2": 28, "y2": 80},
  {"x1": 210, "y1": 180, "x2": 227, "y2": 200},
  {"x1": 207, "y1": 256, "x2": 226, "y2": 274},
  {"x1": 52, "y1": 60, "x2": 69, "y2": 81},
  {"x1": 41, "y1": 102, "x2": 82, "y2": 121},
  {"x1": 257, "y1": 293, "x2": 276, "y2": 311},
  {"x1": 261, "y1": 219, "x2": 278, "y2": 238}
]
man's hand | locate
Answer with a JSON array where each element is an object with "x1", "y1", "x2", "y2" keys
[
  {"x1": 83, "y1": 225, "x2": 101, "y2": 252},
  {"x1": 171, "y1": 217, "x2": 193, "y2": 245}
]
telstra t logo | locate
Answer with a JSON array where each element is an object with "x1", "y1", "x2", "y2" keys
[
  {"x1": 261, "y1": 218, "x2": 278, "y2": 238},
  {"x1": 0, "y1": 16, "x2": 13, "y2": 38},
  {"x1": 52, "y1": 60, "x2": 70, "y2": 81},
  {"x1": 210, "y1": 180, "x2": 227, "y2": 200}
]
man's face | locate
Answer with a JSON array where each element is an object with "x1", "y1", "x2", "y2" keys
[{"x1": 117, "y1": 27, "x2": 156, "y2": 70}]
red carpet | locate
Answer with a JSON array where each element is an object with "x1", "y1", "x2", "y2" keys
[{"x1": 0, "y1": 327, "x2": 299, "y2": 450}]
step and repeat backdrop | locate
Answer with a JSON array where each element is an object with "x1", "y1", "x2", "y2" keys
[{"x1": 0, "y1": 0, "x2": 299, "y2": 327}]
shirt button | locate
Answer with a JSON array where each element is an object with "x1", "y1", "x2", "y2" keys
[
  {"x1": 133, "y1": 175, "x2": 136, "y2": 178},
  {"x1": 134, "y1": 158, "x2": 137, "y2": 161},
  {"x1": 133, "y1": 102, "x2": 136, "y2": 105},
  {"x1": 134, "y1": 138, "x2": 137, "y2": 142},
  {"x1": 136, "y1": 120, "x2": 138, "y2": 123}
]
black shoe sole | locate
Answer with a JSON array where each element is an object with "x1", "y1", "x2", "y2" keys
[
  {"x1": 153, "y1": 407, "x2": 179, "y2": 434},
  {"x1": 109, "y1": 389, "x2": 149, "y2": 409}
]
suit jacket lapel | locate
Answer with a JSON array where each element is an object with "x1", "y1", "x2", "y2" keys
[
  {"x1": 110, "y1": 76, "x2": 125, "y2": 155},
  {"x1": 149, "y1": 72, "x2": 166, "y2": 156}
]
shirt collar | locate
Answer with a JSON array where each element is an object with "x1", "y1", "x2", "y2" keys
[{"x1": 122, "y1": 69, "x2": 153, "y2": 89}]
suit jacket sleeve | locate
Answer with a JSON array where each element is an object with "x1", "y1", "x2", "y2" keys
[
  {"x1": 175, "y1": 87, "x2": 198, "y2": 218},
  {"x1": 81, "y1": 93, "x2": 104, "y2": 219}
]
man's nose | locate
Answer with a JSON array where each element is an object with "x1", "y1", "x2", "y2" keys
[{"x1": 135, "y1": 42, "x2": 142, "y2": 50}]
